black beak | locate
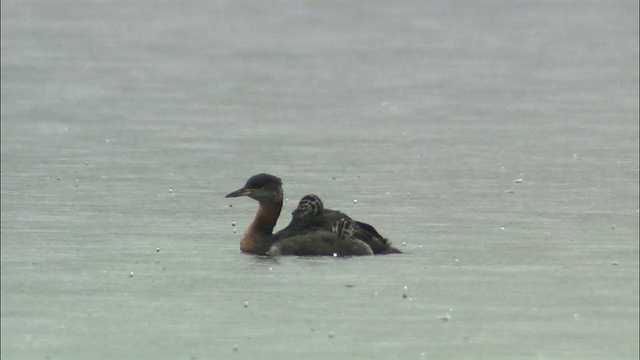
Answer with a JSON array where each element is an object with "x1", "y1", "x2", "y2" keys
[{"x1": 225, "y1": 187, "x2": 253, "y2": 198}]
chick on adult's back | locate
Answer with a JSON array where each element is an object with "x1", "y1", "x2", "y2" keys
[
  {"x1": 225, "y1": 174, "x2": 377, "y2": 256},
  {"x1": 276, "y1": 194, "x2": 401, "y2": 255}
]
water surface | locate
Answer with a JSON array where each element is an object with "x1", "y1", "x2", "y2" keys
[{"x1": 1, "y1": 1, "x2": 638, "y2": 359}]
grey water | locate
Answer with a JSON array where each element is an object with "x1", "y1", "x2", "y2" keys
[{"x1": 1, "y1": 1, "x2": 638, "y2": 359}]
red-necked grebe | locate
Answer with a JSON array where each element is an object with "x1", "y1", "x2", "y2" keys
[{"x1": 225, "y1": 174, "x2": 371, "y2": 256}]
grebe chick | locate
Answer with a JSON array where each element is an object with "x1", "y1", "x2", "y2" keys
[
  {"x1": 291, "y1": 194, "x2": 324, "y2": 222},
  {"x1": 275, "y1": 194, "x2": 349, "y2": 240},
  {"x1": 225, "y1": 174, "x2": 374, "y2": 256},
  {"x1": 280, "y1": 194, "x2": 402, "y2": 255}
]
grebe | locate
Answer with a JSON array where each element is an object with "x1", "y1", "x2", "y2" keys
[{"x1": 225, "y1": 174, "x2": 373, "y2": 256}]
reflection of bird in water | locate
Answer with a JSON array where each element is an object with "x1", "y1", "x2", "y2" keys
[
  {"x1": 225, "y1": 174, "x2": 373, "y2": 256},
  {"x1": 279, "y1": 194, "x2": 401, "y2": 255}
]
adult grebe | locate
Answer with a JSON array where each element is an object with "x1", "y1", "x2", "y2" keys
[{"x1": 225, "y1": 174, "x2": 373, "y2": 256}]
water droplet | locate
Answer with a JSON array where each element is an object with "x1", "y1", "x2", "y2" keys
[
  {"x1": 129, "y1": 272, "x2": 134, "y2": 278},
  {"x1": 156, "y1": 248, "x2": 160, "y2": 252},
  {"x1": 328, "y1": 331, "x2": 335, "y2": 338},
  {"x1": 232, "y1": 344, "x2": 239, "y2": 352},
  {"x1": 244, "y1": 301, "x2": 249, "y2": 308},
  {"x1": 169, "y1": 188, "x2": 173, "y2": 193},
  {"x1": 439, "y1": 309, "x2": 453, "y2": 321},
  {"x1": 232, "y1": 221, "x2": 236, "y2": 227},
  {"x1": 353, "y1": 199, "x2": 357, "y2": 204}
]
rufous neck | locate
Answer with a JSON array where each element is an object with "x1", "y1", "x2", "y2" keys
[
  {"x1": 240, "y1": 187, "x2": 284, "y2": 254},
  {"x1": 249, "y1": 200, "x2": 283, "y2": 234}
]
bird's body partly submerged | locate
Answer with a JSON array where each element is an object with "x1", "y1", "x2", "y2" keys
[
  {"x1": 268, "y1": 217, "x2": 373, "y2": 256},
  {"x1": 225, "y1": 173, "x2": 400, "y2": 256}
]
